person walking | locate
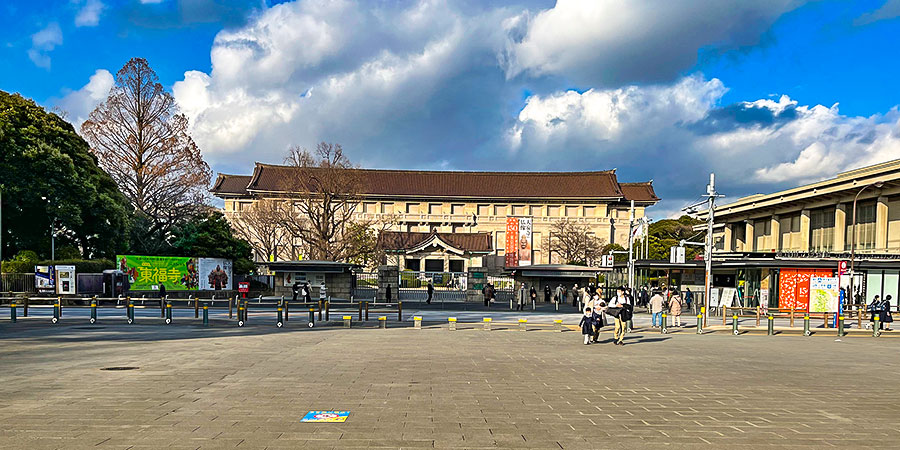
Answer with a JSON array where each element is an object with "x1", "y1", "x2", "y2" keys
[
  {"x1": 591, "y1": 295, "x2": 606, "y2": 342},
  {"x1": 649, "y1": 290, "x2": 664, "y2": 328},
  {"x1": 684, "y1": 287, "x2": 694, "y2": 313},
  {"x1": 319, "y1": 281, "x2": 328, "y2": 302},
  {"x1": 292, "y1": 281, "x2": 301, "y2": 302},
  {"x1": 579, "y1": 307, "x2": 594, "y2": 345},
  {"x1": 883, "y1": 295, "x2": 894, "y2": 331},
  {"x1": 869, "y1": 295, "x2": 882, "y2": 329},
  {"x1": 529, "y1": 285, "x2": 537, "y2": 309},
  {"x1": 669, "y1": 289, "x2": 684, "y2": 327},
  {"x1": 483, "y1": 283, "x2": 494, "y2": 307},
  {"x1": 426, "y1": 280, "x2": 434, "y2": 305},
  {"x1": 639, "y1": 286, "x2": 649, "y2": 308},
  {"x1": 554, "y1": 284, "x2": 563, "y2": 304},
  {"x1": 517, "y1": 283, "x2": 527, "y2": 311},
  {"x1": 571, "y1": 284, "x2": 579, "y2": 307},
  {"x1": 609, "y1": 287, "x2": 631, "y2": 346},
  {"x1": 303, "y1": 282, "x2": 312, "y2": 302},
  {"x1": 544, "y1": 285, "x2": 551, "y2": 304}
]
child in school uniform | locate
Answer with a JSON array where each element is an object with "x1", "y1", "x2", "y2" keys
[{"x1": 579, "y1": 307, "x2": 593, "y2": 345}]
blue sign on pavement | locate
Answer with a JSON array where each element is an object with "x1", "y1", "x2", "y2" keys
[{"x1": 301, "y1": 411, "x2": 350, "y2": 423}]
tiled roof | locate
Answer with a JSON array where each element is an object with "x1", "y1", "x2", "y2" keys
[
  {"x1": 210, "y1": 174, "x2": 252, "y2": 196},
  {"x1": 378, "y1": 231, "x2": 493, "y2": 253},
  {"x1": 618, "y1": 182, "x2": 659, "y2": 202}
]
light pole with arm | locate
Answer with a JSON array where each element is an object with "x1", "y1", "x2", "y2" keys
[{"x1": 849, "y1": 181, "x2": 883, "y2": 307}]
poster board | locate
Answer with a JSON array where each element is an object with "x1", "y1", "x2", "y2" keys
[
  {"x1": 35, "y1": 265, "x2": 55, "y2": 292},
  {"x1": 721, "y1": 287, "x2": 737, "y2": 308},
  {"x1": 504, "y1": 217, "x2": 533, "y2": 267},
  {"x1": 199, "y1": 258, "x2": 232, "y2": 291},
  {"x1": 56, "y1": 265, "x2": 76, "y2": 295},
  {"x1": 809, "y1": 276, "x2": 839, "y2": 313},
  {"x1": 708, "y1": 288, "x2": 720, "y2": 308}
]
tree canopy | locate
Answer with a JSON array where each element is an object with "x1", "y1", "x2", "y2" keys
[
  {"x1": 644, "y1": 215, "x2": 706, "y2": 260},
  {"x1": 0, "y1": 90, "x2": 131, "y2": 260}
]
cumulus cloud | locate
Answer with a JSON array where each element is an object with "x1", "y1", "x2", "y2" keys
[
  {"x1": 854, "y1": 0, "x2": 900, "y2": 26},
  {"x1": 56, "y1": 69, "x2": 114, "y2": 127},
  {"x1": 500, "y1": 0, "x2": 803, "y2": 86},
  {"x1": 28, "y1": 23, "x2": 63, "y2": 69},
  {"x1": 74, "y1": 0, "x2": 105, "y2": 27}
]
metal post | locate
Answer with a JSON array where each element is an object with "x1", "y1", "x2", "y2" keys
[
  {"x1": 243, "y1": 301, "x2": 249, "y2": 324},
  {"x1": 127, "y1": 300, "x2": 134, "y2": 325},
  {"x1": 238, "y1": 303, "x2": 245, "y2": 327},
  {"x1": 448, "y1": 317, "x2": 457, "y2": 331},
  {"x1": 803, "y1": 315, "x2": 811, "y2": 336},
  {"x1": 194, "y1": 297, "x2": 199, "y2": 318},
  {"x1": 276, "y1": 306, "x2": 283, "y2": 328},
  {"x1": 661, "y1": 313, "x2": 668, "y2": 334},
  {"x1": 308, "y1": 308, "x2": 315, "y2": 328},
  {"x1": 90, "y1": 299, "x2": 97, "y2": 324},
  {"x1": 767, "y1": 315, "x2": 774, "y2": 336},
  {"x1": 165, "y1": 302, "x2": 172, "y2": 324},
  {"x1": 160, "y1": 295, "x2": 165, "y2": 318},
  {"x1": 58, "y1": 296, "x2": 62, "y2": 318},
  {"x1": 483, "y1": 317, "x2": 491, "y2": 331},
  {"x1": 696, "y1": 313, "x2": 703, "y2": 334},
  {"x1": 874, "y1": 314, "x2": 881, "y2": 337},
  {"x1": 52, "y1": 299, "x2": 60, "y2": 324},
  {"x1": 10, "y1": 302, "x2": 15, "y2": 323},
  {"x1": 23, "y1": 297, "x2": 28, "y2": 317},
  {"x1": 229, "y1": 295, "x2": 234, "y2": 319},
  {"x1": 732, "y1": 314, "x2": 739, "y2": 335},
  {"x1": 838, "y1": 315, "x2": 845, "y2": 337},
  {"x1": 203, "y1": 303, "x2": 209, "y2": 326}
]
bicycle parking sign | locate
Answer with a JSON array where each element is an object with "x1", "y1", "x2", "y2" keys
[{"x1": 301, "y1": 411, "x2": 350, "y2": 423}]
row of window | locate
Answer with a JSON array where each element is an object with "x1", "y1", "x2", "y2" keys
[
  {"x1": 731, "y1": 203, "x2": 881, "y2": 252},
  {"x1": 361, "y1": 202, "x2": 609, "y2": 217}
]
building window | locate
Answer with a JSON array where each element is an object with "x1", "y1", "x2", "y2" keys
[
  {"x1": 497, "y1": 231, "x2": 505, "y2": 255},
  {"x1": 428, "y1": 203, "x2": 442, "y2": 215},
  {"x1": 405, "y1": 258, "x2": 421, "y2": 271},
  {"x1": 364, "y1": 202, "x2": 377, "y2": 214},
  {"x1": 425, "y1": 259, "x2": 444, "y2": 272},
  {"x1": 382, "y1": 203, "x2": 394, "y2": 214},
  {"x1": 406, "y1": 203, "x2": 420, "y2": 214},
  {"x1": 753, "y1": 219, "x2": 771, "y2": 252},
  {"x1": 583, "y1": 206, "x2": 596, "y2": 217},
  {"x1": 451, "y1": 204, "x2": 465, "y2": 215},
  {"x1": 448, "y1": 260, "x2": 464, "y2": 273},
  {"x1": 548, "y1": 205, "x2": 560, "y2": 216},
  {"x1": 849, "y1": 203, "x2": 876, "y2": 250},
  {"x1": 780, "y1": 214, "x2": 801, "y2": 251},
  {"x1": 809, "y1": 208, "x2": 835, "y2": 252},
  {"x1": 530, "y1": 205, "x2": 542, "y2": 216},
  {"x1": 478, "y1": 204, "x2": 490, "y2": 216},
  {"x1": 494, "y1": 205, "x2": 507, "y2": 216},
  {"x1": 565, "y1": 206, "x2": 579, "y2": 217},
  {"x1": 512, "y1": 205, "x2": 526, "y2": 216},
  {"x1": 733, "y1": 224, "x2": 746, "y2": 251}
]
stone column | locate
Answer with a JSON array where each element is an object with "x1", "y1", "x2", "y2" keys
[
  {"x1": 723, "y1": 223, "x2": 733, "y2": 252},
  {"x1": 770, "y1": 215, "x2": 781, "y2": 252},
  {"x1": 799, "y1": 209, "x2": 811, "y2": 252},
  {"x1": 467, "y1": 267, "x2": 487, "y2": 303},
  {"x1": 834, "y1": 205, "x2": 846, "y2": 252},
  {"x1": 745, "y1": 221, "x2": 755, "y2": 252},
  {"x1": 876, "y1": 196, "x2": 889, "y2": 251},
  {"x1": 377, "y1": 265, "x2": 399, "y2": 301}
]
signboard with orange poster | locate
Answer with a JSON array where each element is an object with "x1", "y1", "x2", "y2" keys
[
  {"x1": 505, "y1": 217, "x2": 519, "y2": 267},
  {"x1": 778, "y1": 268, "x2": 834, "y2": 310}
]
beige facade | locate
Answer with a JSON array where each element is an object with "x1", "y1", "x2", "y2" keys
[
  {"x1": 212, "y1": 166, "x2": 659, "y2": 269},
  {"x1": 703, "y1": 159, "x2": 900, "y2": 255}
]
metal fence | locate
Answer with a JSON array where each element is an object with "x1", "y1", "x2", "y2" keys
[
  {"x1": 353, "y1": 272, "x2": 378, "y2": 299},
  {"x1": 1, "y1": 273, "x2": 36, "y2": 294},
  {"x1": 397, "y1": 271, "x2": 467, "y2": 302}
]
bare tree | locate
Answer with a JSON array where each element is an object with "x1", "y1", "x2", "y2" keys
[
  {"x1": 230, "y1": 199, "x2": 291, "y2": 262},
  {"x1": 548, "y1": 219, "x2": 606, "y2": 265},
  {"x1": 81, "y1": 57, "x2": 211, "y2": 250},
  {"x1": 279, "y1": 142, "x2": 376, "y2": 261}
]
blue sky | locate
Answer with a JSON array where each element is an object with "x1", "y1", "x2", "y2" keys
[{"x1": 2, "y1": 0, "x2": 900, "y2": 218}]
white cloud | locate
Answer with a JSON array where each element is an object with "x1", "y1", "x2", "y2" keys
[
  {"x1": 56, "y1": 69, "x2": 114, "y2": 128},
  {"x1": 28, "y1": 23, "x2": 63, "y2": 69},
  {"x1": 74, "y1": 0, "x2": 105, "y2": 27},
  {"x1": 854, "y1": 0, "x2": 900, "y2": 25},
  {"x1": 501, "y1": 0, "x2": 802, "y2": 86}
]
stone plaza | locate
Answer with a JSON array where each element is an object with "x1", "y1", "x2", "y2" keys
[{"x1": 1, "y1": 317, "x2": 899, "y2": 449}]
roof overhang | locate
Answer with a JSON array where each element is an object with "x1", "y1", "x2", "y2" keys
[{"x1": 260, "y1": 260, "x2": 361, "y2": 273}]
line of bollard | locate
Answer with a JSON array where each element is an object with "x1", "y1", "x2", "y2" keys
[
  {"x1": 483, "y1": 317, "x2": 491, "y2": 331},
  {"x1": 276, "y1": 305, "x2": 283, "y2": 328},
  {"x1": 767, "y1": 315, "x2": 774, "y2": 336},
  {"x1": 803, "y1": 315, "x2": 811, "y2": 336},
  {"x1": 308, "y1": 308, "x2": 315, "y2": 328},
  {"x1": 378, "y1": 316, "x2": 387, "y2": 328},
  {"x1": 661, "y1": 313, "x2": 668, "y2": 334},
  {"x1": 519, "y1": 318, "x2": 527, "y2": 331},
  {"x1": 165, "y1": 302, "x2": 173, "y2": 324},
  {"x1": 10, "y1": 302, "x2": 16, "y2": 323},
  {"x1": 52, "y1": 299, "x2": 61, "y2": 324},
  {"x1": 90, "y1": 299, "x2": 98, "y2": 324},
  {"x1": 448, "y1": 317, "x2": 457, "y2": 331},
  {"x1": 202, "y1": 303, "x2": 209, "y2": 326},
  {"x1": 696, "y1": 313, "x2": 703, "y2": 334},
  {"x1": 732, "y1": 314, "x2": 739, "y2": 336},
  {"x1": 837, "y1": 315, "x2": 845, "y2": 337},
  {"x1": 873, "y1": 314, "x2": 881, "y2": 337}
]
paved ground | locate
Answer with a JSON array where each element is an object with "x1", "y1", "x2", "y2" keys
[{"x1": 1, "y1": 319, "x2": 899, "y2": 449}]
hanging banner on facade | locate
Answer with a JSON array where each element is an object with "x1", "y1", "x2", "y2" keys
[
  {"x1": 117, "y1": 255, "x2": 198, "y2": 291},
  {"x1": 518, "y1": 217, "x2": 533, "y2": 266},
  {"x1": 505, "y1": 217, "x2": 519, "y2": 267},
  {"x1": 809, "y1": 276, "x2": 839, "y2": 313},
  {"x1": 199, "y1": 258, "x2": 232, "y2": 291}
]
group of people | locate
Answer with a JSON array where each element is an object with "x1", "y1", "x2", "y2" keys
[
  {"x1": 647, "y1": 287, "x2": 687, "y2": 328},
  {"x1": 869, "y1": 295, "x2": 894, "y2": 331},
  {"x1": 579, "y1": 286, "x2": 634, "y2": 346},
  {"x1": 291, "y1": 280, "x2": 328, "y2": 303}
]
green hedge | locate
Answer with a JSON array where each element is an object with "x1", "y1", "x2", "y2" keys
[{"x1": 1, "y1": 259, "x2": 115, "y2": 274}]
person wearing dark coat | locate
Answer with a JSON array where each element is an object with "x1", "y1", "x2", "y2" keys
[
  {"x1": 579, "y1": 308, "x2": 594, "y2": 345},
  {"x1": 426, "y1": 281, "x2": 434, "y2": 304},
  {"x1": 292, "y1": 281, "x2": 301, "y2": 302},
  {"x1": 303, "y1": 282, "x2": 312, "y2": 302},
  {"x1": 529, "y1": 285, "x2": 537, "y2": 308},
  {"x1": 386, "y1": 284, "x2": 392, "y2": 302},
  {"x1": 883, "y1": 295, "x2": 894, "y2": 331},
  {"x1": 544, "y1": 285, "x2": 551, "y2": 303},
  {"x1": 869, "y1": 295, "x2": 882, "y2": 329}
]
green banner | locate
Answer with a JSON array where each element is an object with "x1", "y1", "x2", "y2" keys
[{"x1": 116, "y1": 255, "x2": 198, "y2": 291}]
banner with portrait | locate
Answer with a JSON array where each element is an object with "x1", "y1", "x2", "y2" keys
[
  {"x1": 505, "y1": 217, "x2": 532, "y2": 267},
  {"x1": 199, "y1": 258, "x2": 232, "y2": 291}
]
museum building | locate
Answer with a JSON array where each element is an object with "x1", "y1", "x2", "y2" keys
[{"x1": 211, "y1": 163, "x2": 659, "y2": 272}]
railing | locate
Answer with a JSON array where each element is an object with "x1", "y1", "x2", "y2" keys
[{"x1": 1, "y1": 273, "x2": 36, "y2": 294}]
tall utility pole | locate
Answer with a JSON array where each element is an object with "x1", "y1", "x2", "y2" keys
[{"x1": 683, "y1": 174, "x2": 723, "y2": 328}]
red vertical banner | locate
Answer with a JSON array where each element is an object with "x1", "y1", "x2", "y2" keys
[{"x1": 505, "y1": 217, "x2": 519, "y2": 268}]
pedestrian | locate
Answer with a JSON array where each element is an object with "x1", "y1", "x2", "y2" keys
[
  {"x1": 158, "y1": 284, "x2": 167, "y2": 313},
  {"x1": 591, "y1": 295, "x2": 606, "y2": 342},
  {"x1": 529, "y1": 284, "x2": 537, "y2": 308},
  {"x1": 649, "y1": 290, "x2": 664, "y2": 328},
  {"x1": 483, "y1": 283, "x2": 494, "y2": 307},
  {"x1": 883, "y1": 295, "x2": 894, "y2": 331},
  {"x1": 517, "y1": 283, "x2": 527, "y2": 311},
  {"x1": 579, "y1": 307, "x2": 594, "y2": 345},
  {"x1": 292, "y1": 281, "x2": 301, "y2": 302},
  {"x1": 609, "y1": 286, "x2": 632, "y2": 345},
  {"x1": 571, "y1": 284, "x2": 579, "y2": 307},
  {"x1": 426, "y1": 280, "x2": 434, "y2": 304},
  {"x1": 319, "y1": 280, "x2": 327, "y2": 303},
  {"x1": 684, "y1": 287, "x2": 693, "y2": 312},
  {"x1": 669, "y1": 289, "x2": 684, "y2": 327},
  {"x1": 303, "y1": 282, "x2": 312, "y2": 303},
  {"x1": 869, "y1": 295, "x2": 882, "y2": 329},
  {"x1": 385, "y1": 284, "x2": 392, "y2": 302},
  {"x1": 554, "y1": 284, "x2": 563, "y2": 304},
  {"x1": 639, "y1": 286, "x2": 649, "y2": 308},
  {"x1": 544, "y1": 285, "x2": 551, "y2": 303}
]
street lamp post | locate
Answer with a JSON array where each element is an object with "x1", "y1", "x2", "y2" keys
[
  {"x1": 849, "y1": 182, "x2": 883, "y2": 307},
  {"x1": 41, "y1": 196, "x2": 55, "y2": 260}
]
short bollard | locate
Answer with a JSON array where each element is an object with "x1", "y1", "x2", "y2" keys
[
  {"x1": 873, "y1": 314, "x2": 881, "y2": 337},
  {"x1": 90, "y1": 301, "x2": 98, "y2": 324},
  {"x1": 10, "y1": 302, "x2": 16, "y2": 323},
  {"x1": 165, "y1": 302, "x2": 173, "y2": 324},
  {"x1": 237, "y1": 304, "x2": 245, "y2": 327},
  {"x1": 127, "y1": 302, "x2": 135, "y2": 325},
  {"x1": 555, "y1": 319, "x2": 563, "y2": 332},
  {"x1": 483, "y1": 317, "x2": 492, "y2": 331},
  {"x1": 276, "y1": 306, "x2": 283, "y2": 328},
  {"x1": 448, "y1": 317, "x2": 457, "y2": 331},
  {"x1": 243, "y1": 301, "x2": 250, "y2": 325},
  {"x1": 343, "y1": 315, "x2": 352, "y2": 328},
  {"x1": 767, "y1": 315, "x2": 774, "y2": 336},
  {"x1": 696, "y1": 313, "x2": 703, "y2": 334},
  {"x1": 308, "y1": 308, "x2": 315, "y2": 328},
  {"x1": 414, "y1": 316, "x2": 422, "y2": 329},
  {"x1": 838, "y1": 315, "x2": 845, "y2": 337},
  {"x1": 378, "y1": 316, "x2": 387, "y2": 329},
  {"x1": 519, "y1": 318, "x2": 527, "y2": 331},
  {"x1": 661, "y1": 313, "x2": 668, "y2": 334},
  {"x1": 284, "y1": 300, "x2": 290, "y2": 322},
  {"x1": 732, "y1": 314, "x2": 739, "y2": 336},
  {"x1": 52, "y1": 300, "x2": 61, "y2": 324},
  {"x1": 626, "y1": 318, "x2": 633, "y2": 333},
  {"x1": 58, "y1": 297, "x2": 63, "y2": 318},
  {"x1": 803, "y1": 315, "x2": 811, "y2": 336},
  {"x1": 202, "y1": 304, "x2": 209, "y2": 326}
]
